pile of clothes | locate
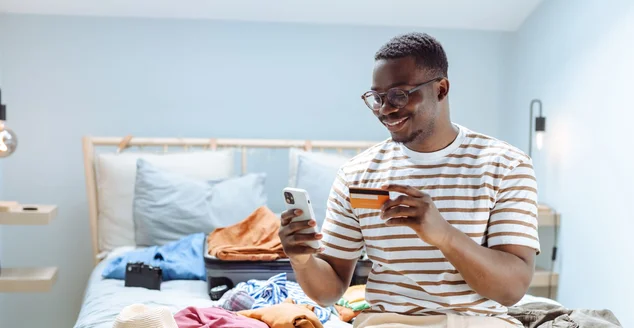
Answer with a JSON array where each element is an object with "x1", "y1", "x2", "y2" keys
[
  {"x1": 104, "y1": 206, "x2": 370, "y2": 327},
  {"x1": 111, "y1": 279, "x2": 369, "y2": 328}
]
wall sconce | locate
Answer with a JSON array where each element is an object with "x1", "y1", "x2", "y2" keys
[
  {"x1": 0, "y1": 88, "x2": 18, "y2": 158},
  {"x1": 529, "y1": 99, "x2": 546, "y2": 158}
]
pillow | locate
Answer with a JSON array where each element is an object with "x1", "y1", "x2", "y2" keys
[
  {"x1": 288, "y1": 149, "x2": 351, "y2": 228},
  {"x1": 133, "y1": 159, "x2": 267, "y2": 247},
  {"x1": 96, "y1": 150, "x2": 235, "y2": 252}
]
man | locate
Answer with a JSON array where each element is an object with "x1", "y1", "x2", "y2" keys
[{"x1": 279, "y1": 32, "x2": 539, "y2": 328}]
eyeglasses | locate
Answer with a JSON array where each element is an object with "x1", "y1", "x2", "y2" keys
[{"x1": 361, "y1": 77, "x2": 442, "y2": 111}]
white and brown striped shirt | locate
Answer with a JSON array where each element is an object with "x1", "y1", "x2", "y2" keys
[{"x1": 320, "y1": 124, "x2": 540, "y2": 326}]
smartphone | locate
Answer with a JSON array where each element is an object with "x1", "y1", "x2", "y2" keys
[
  {"x1": 349, "y1": 187, "x2": 390, "y2": 209},
  {"x1": 282, "y1": 187, "x2": 321, "y2": 249}
]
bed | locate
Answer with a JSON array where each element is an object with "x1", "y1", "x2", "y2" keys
[{"x1": 74, "y1": 135, "x2": 567, "y2": 328}]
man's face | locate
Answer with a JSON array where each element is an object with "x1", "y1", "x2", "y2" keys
[{"x1": 370, "y1": 57, "x2": 440, "y2": 145}]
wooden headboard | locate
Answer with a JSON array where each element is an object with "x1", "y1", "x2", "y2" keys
[{"x1": 82, "y1": 136, "x2": 378, "y2": 265}]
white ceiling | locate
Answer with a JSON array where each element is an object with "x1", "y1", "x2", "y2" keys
[{"x1": 0, "y1": 0, "x2": 543, "y2": 31}]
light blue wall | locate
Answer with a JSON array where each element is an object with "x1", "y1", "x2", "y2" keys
[
  {"x1": 506, "y1": 0, "x2": 634, "y2": 326},
  {"x1": 0, "y1": 14, "x2": 512, "y2": 327}
]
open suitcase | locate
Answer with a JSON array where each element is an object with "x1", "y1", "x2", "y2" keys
[{"x1": 204, "y1": 243, "x2": 372, "y2": 300}]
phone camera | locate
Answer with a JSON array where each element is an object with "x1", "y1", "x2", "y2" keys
[{"x1": 284, "y1": 192, "x2": 295, "y2": 205}]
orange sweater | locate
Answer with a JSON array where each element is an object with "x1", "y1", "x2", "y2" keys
[{"x1": 207, "y1": 206, "x2": 287, "y2": 261}]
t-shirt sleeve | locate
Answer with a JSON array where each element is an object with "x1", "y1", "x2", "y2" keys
[
  {"x1": 487, "y1": 159, "x2": 541, "y2": 253},
  {"x1": 319, "y1": 168, "x2": 365, "y2": 260}
]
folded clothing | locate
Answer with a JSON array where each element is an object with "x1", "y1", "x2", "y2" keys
[
  {"x1": 174, "y1": 306, "x2": 267, "y2": 328},
  {"x1": 342, "y1": 285, "x2": 365, "y2": 304},
  {"x1": 334, "y1": 305, "x2": 361, "y2": 323},
  {"x1": 207, "y1": 206, "x2": 287, "y2": 261},
  {"x1": 334, "y1": 284, "x2": 368, "y2": 322},
  {"x1": 508, "y1": 302, "x2": 622, "y2": 328},
  {"x1": 102, "y1": 233, "x2": 206, "y2": 281},
  {"x1": 233, "y1": 272, "x2": 332, "y2": 324},
  {"x1": 336, "y1": 299, "x2": 369, "y2": 312},
  {"x1": 238, "y1": 299, "x2": 324, "y2": 328}
]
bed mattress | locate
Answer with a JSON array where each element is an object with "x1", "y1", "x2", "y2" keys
[{"x1": 73, "y1": 247, "x2": 352, "y2": 328}]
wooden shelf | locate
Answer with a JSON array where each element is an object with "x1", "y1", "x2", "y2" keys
[
  {"x1": 538, "y1": 204, "x2": 560, "y2": 227},
  {"x1": 0, "y1": 205, "x2": 58, "y2": 225},
  {"x1": 0, "y1": 267, "x2": 58, "y2": 292},
  {"x1": 531, "y1": 268, "x2": 558, "y2": 287}
]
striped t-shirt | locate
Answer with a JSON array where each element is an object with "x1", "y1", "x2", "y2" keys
[{"x1": 320, "y1": 123, "x2": 540, "y2": 326}]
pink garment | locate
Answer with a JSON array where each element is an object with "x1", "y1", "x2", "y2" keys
[{"x1": 174, "y1": 306, "x2": 268, "y2": 328}]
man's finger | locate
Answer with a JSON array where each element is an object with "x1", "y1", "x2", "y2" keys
[
  {"x1": 381, "y1": 184, "x2": 425, "y2": 197},
  {"x1": 291, "y1": 232, "x2": 323, "y2": 245},
  {"x1": 385, "y1": 217, "x2": 416, "y2": 227},
  {"x1": 290, "y1": 245, "x2": 324, "y2": 255},
  {"x1": 280, "y1": 209, "x2": 303, "y2": 226},
  {"x1": 287, "y1": 219, "x2": 317, "y2": 233},
  {"x1": 381, "y1": 195, "x2": 419, "y2": 211},
  {"x1": 381, "y1": 206, "x2": 417, "y2": 220}
]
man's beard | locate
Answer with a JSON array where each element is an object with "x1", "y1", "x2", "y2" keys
[{"x1": 392, "y1": 119, "x2": 435, "y2": 145}]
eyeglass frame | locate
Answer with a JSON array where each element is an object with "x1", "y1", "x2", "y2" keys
[{"x1": 360, "y1": 77, "x2": 443, "y2": 111}]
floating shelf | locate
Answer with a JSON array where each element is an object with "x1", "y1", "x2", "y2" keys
[
  {"x1": 0, "y1": 205, "x2": 58, "y2": 225},
  {"x1": 537, "y1": 204, "x2": 560, "y2": 227},
  {"x1": 531, "y1": 268, "x2": 559, "y2": 287},
  {"x1": 0, "y1": 267, "x2": 58, "y2": 292}
]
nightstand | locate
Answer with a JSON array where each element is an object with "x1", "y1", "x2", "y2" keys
[
  {"x1": 528, "y1": 204, "x2": 560, "y2": 299},
  {"x1": 0, "y1": 202, "x2": 59, "y2": 292}
]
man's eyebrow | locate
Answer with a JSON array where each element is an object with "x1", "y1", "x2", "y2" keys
[{"x1": 371, "y1": 81, "x2": 412, "y2": 92}]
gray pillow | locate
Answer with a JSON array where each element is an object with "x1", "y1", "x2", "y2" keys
[{"x1": 133, "y1": 158, "x2": 267, "y2": 247}]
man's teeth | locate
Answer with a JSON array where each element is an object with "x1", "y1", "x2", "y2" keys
[{"x1": 386, "y1": 117, "x2": 407, "y2": 126}]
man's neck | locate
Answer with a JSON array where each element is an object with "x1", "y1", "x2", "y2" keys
[{"x1": 404, "y1": 121, "x2": 459, "y2": 153}]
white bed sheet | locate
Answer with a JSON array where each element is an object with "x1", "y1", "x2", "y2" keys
[{"x1": 73, "y1": 247, "x2": 351, "y2": 328}]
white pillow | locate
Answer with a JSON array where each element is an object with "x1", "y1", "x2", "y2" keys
[
  {"x1": 96, "y1": 150, "x2": 235, "y2": 252},
  {"x1": 288, "y1": 149, "x2": 351, "y2": 227}
]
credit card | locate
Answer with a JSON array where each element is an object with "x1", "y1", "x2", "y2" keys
[{"x1": 349, "y1": 187, "x2": 389, "y2": 209}]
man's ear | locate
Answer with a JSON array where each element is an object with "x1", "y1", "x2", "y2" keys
[{"x1": 437, "y1": 78, "x2": 450, "y2": 101}]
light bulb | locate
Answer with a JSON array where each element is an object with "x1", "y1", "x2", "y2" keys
[
  {"x1": 535, "y1": 131, "x2": 544, "y2": 150},
  {"x1": 0, "y1": 121, "x2": 18, "y2": 158}
]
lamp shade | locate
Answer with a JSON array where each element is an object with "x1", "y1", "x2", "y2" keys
[{"x1": 529, "y1": 99, "x2": 546, "y2": 157}]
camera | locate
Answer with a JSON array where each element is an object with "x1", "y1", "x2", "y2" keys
[
  {"x1": 284, "y1": 191, "x2": 295, "y2": 204},
  {"x1": 124, "y1": 262, "x2": 163, "y2": 291}
]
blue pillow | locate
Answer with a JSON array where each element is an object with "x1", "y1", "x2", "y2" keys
[{"x1": 133, "y1": 159, "x2": 267, "y2": 247}]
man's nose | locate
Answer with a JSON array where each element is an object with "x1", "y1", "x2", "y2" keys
[{"x1": 378, "y1": 101, "x2": 399, "y2": 117}]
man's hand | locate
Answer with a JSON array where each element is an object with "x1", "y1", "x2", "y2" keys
[
  {"x1": 380, "y1": 184, "x2": 454, "y2": 247},
  {"x1": 278, "y1": 209, "x2": 324, "y2": 267}
]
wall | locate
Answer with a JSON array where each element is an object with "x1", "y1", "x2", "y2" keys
[
  {"x1": 0, "y1": 14, "x2": 511, "y2": 327},
  {"x1": 506, "y1": 0, "x2": 634, "y2": 326}
]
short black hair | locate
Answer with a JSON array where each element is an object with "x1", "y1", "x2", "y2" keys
[{"x1": 375, "y1": 32, "x2": 449, "y2": 78}]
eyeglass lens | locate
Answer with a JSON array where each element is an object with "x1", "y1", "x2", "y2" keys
[{"x1": 364, "y1": 89, "x2": 409, "y2": 111}]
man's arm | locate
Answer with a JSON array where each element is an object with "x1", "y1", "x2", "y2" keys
[
  {"x1": 438, "y1": 228, "x2": 535, "y2": 306},
  {"x1": 381, "y1": 160, "x2": 540, "y2": 306},
  {"x1": 290, "y1": 254, "x2": 358, "y2": 307},
  {"x1": 280, "y1": 168, "x2": 364, "y2": 306}
]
